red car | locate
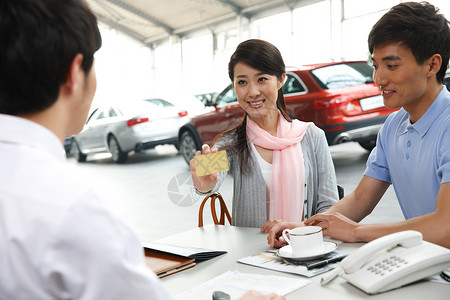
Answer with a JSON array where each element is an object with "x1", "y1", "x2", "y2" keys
[{"x1": 178, "y1": 60, "x2": 399, "y2": 164}]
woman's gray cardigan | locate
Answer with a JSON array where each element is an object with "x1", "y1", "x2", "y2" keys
[{"x1": 203, "y1": 124, "x2": 338, "y2": 228}]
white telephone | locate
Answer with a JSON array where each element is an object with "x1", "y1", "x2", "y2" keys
[{"x1": 321, "y1": 230, "x2": 450, "y2": 294}]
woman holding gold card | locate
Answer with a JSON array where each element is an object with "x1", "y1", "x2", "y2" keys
[{"x1": 190, "y1": 39, "x2": 338, "y2": 229}]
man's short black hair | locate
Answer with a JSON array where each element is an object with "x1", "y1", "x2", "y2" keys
[
  {"x1": 0, "y1": 0, "x2": 102, "y2": 115},
  {"x1": 368, "y1": 1, "x2": 450, "y2": 83}
]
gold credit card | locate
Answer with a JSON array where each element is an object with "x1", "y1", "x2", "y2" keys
[{"x1": 194, "y1": 150, "x2": 229, "y2": 176}]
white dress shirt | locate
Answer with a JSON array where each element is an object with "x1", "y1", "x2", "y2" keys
[{"x1": 0, "y1": 114, "x2": 174, "y2": 299}]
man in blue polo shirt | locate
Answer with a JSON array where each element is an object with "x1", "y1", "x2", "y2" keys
[{"x1": 265, "y1": 1, "x2": 450, "y2": 248}]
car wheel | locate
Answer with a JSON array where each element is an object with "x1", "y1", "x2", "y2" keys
[
  {"x1": 358, "y1": 139, "x2": 376, "y2": 151},
  {"x1": 71, "y1": 139, "x2": 87, "y2": 162},
  {"x1": 180, "y1": 131, "x2": 200, "y2": 165},
  {"x1": 108, "y1": 135, "x2": 128, "y2": 163}
]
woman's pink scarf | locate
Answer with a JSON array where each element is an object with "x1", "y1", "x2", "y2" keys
[{"x1": 246, "y1": 112, "x2": 310, "y2": 221}]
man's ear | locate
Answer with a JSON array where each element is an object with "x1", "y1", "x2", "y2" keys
[
  {"x1": 427, "y1": 54, "x2": 442, "y2": 78},
  {"x1": 61, "y1": 54, "x2": 84, "y2": 96}
]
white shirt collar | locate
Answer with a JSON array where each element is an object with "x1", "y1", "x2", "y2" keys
[{"x1": 0, "y1": 113, "x2": 66, "y2": 161}]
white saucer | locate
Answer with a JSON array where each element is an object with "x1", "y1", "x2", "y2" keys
[{"x1": 276, "y1": 241, "x2": 338, "y2": 261}]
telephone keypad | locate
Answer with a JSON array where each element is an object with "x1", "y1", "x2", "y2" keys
[{"x1": 367, "y1": 255, "x2": 408, "y2": 276}]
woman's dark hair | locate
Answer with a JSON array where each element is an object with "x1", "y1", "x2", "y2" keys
[
  {"x1": 0, "y1": 0, "x2": 102, "y2": 115},
  {"x1": 368, "y1": 1, "x2": 450, "y2": 83},
  {"x1": 213, "y1": 39, "x2": 289, "y2": 173}
]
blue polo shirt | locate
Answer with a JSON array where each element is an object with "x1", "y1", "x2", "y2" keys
[{"x1": 364, "y1": 86, "x2": 450, "y2": 219}]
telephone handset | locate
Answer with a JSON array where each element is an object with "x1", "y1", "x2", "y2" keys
[{"x1": 321, "y1": 230, "x2": 450, "y2": 294}]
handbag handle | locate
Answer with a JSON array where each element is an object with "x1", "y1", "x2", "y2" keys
[{"x1": 198, "y1": 192, "x2": 232, "y2": 227}]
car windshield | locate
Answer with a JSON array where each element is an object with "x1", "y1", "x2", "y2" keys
[
  {"x1": 310, "y1": 62, "x2": 373, "y2": 89},
  {"x1": 215, "y1": 86, "x2": 237, "y2": 107},
  {"x1": 117, "y1": 101, "x2": 162, "y2": 116},
  {"x1": 143, "y1": 98, "x2": 174, "y2": 108}
]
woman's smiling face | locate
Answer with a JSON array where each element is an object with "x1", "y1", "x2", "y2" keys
[{"x1": 233, "y1": 62, "x2": 284, "y2": 124}]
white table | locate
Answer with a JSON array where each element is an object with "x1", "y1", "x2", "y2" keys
[{"x1": 157, "y1": 225, "x2": 449, "y2": 299}]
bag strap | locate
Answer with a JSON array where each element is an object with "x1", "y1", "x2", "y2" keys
[{"x1": 198, "y1": 192, "x2": 232, "y2": 227}]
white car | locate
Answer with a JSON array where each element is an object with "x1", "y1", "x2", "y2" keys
[{"x1": 71, "y1": 100, "x2": 186, "y2": 163}]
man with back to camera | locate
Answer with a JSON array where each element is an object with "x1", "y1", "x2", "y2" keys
[
  {"x1": 264, "y1": 1, "x2": 450, "y2": 249},
  {"x1": 0, "y1": 1, "x2": 284, "y2": 299}
]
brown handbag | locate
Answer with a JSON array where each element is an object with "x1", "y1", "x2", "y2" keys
[{"x1": 198, "y1": 192, "x2": 232, "y2": 227}]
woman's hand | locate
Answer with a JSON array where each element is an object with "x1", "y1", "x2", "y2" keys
[
  {"x1": 262, "y1": 220, "x2": 303, "y2": 248},
  {"x1": 190, "y1": 144, "x2": 219, "y2": 193},
  {"x1": 260, "y1": 219, "x2": 286, "y2": 233}
]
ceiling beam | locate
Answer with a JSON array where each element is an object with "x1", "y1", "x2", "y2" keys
[
  {"x1": 217, "y1": 0, "x2": 251, "y2": 19},
  {"x1": 97, "y1": 15, "x2": 152, "y2": 47},
  {"x1": 105, "y1": 0, "x2": 174, "y2": 35},
  {"x1": 92, "y1": 0, "x2": 325, "y2": 47}
]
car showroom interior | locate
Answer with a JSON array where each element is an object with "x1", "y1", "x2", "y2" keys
[{"x1": 2, "y1": 0, "x2": 450, "y2": 299}]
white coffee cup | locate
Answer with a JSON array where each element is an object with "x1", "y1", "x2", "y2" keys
[{"x1": 282, "y1": 226, "x2": 324, "y2": 257}]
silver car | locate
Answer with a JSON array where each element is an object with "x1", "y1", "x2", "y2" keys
[{"x1": 71, "y1": 100, "x2": 185, "y2": 163}]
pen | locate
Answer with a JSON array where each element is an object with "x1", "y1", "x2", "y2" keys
[
  {"x1": 212, "y1": 291, "x2": 230, "y2": 300},
  {"x1": 306, "y1": 254, "x2": 348, "y2": 270},
  {"x1": 440, "y1": 271, "x2": 450, "y2": 282}
]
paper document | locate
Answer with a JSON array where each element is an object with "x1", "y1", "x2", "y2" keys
[
  {"x1": 238, "y1": 250, "x2": 346, "y2": 278},
  {"x1": 175, "y1": 270, "x2": 310, "y2": 300}
]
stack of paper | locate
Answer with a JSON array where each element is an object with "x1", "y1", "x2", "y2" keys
[{"x1": 176, "y1": 270, "x2": 311, "y2": 300}]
